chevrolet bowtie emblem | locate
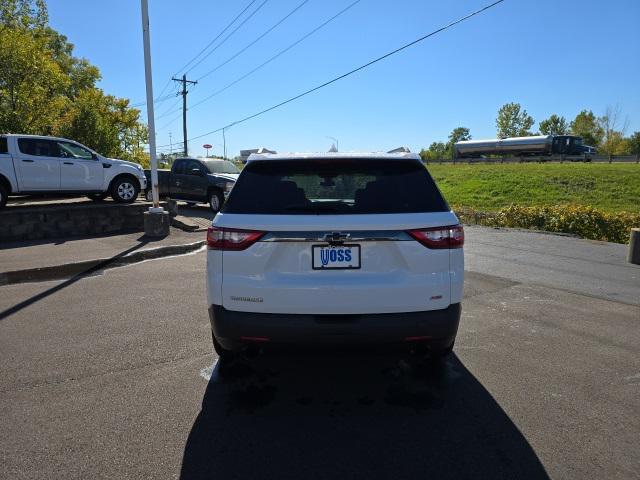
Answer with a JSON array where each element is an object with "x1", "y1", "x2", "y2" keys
[{"x1": 324, "y1": 232, "x2": 350, "y2": 244}]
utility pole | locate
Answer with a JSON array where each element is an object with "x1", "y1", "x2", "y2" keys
[
  {"x1": 223, "y1": 127, "x2": 227, "y2": 160},
  {"x1": 172, "y1": 74, "x2": 197, "y2": 156}
]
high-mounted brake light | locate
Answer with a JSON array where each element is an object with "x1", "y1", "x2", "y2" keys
[
  {"x1": 407, "y1": 225, "x2": 464, "y2": 249},
  {"x1": 207, "y1": 226, "x2": 265, "y2": 251}
]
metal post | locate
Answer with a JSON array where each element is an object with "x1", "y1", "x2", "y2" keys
[
  {"x1": 140, "y1": 0, "x2": 160, "y2": 211},
  {"x1": 141, "y1": 0, "x2": 169, "y2": 236}
]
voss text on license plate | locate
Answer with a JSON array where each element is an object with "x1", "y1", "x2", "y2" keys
[{"x1": 312, "y1": 244, "x2": 360, "y2": 270}]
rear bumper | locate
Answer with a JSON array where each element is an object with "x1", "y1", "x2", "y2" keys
[{"x1": 209, "y1": 303, "x2": 461, "y2": 352}]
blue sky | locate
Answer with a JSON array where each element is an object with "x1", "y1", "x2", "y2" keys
[{"x1": 47, "y1": 0, "x2": 639, "y2": 158}]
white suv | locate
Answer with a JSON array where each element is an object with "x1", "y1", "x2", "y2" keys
[{"x1": 206, "y1": 152, "x2": 463, "y2": 359}]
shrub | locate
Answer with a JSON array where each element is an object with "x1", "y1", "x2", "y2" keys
[{"x1": 454, "y1": 204, "x2": 640, "y2": 244}]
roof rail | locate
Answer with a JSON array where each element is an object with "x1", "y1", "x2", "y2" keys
[{"x1": 387, "y1": 146, "x2": 411, "y2": 153}]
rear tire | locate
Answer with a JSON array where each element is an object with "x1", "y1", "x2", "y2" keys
[
  {"x1": 0, "y1": 183, "x2": 8, "y2": 209},
  {"x1": 144, "y1": 189, "x2": 153, "y2": 202},
  {"x1": 209, "y1": 190, "x2": 224, "y2": 213},
  {"x1": 111, "y1": 176, "x2": 139, "y2": 203}
]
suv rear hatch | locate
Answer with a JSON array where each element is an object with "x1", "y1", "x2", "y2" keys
[{"x1": 210, "y1": 158, "x2": 462, "y2": 315}]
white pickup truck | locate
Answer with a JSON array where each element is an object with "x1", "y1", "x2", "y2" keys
[{"x1": 0, "y1": 134, "x2": 147, "y2": 209}]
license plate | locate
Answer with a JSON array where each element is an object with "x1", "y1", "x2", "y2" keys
[{"x1": 312, "y1": 244, "x2": 360, "y2": 270}]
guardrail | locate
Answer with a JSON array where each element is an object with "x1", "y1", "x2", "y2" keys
[{"x1": 424, "y1": 154, "x2": 640, "y2": 164}]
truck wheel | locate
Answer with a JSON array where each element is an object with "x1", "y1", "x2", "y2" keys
[
  {"x1": 145, "y1": 189, "x2": 153, "y2": 202},
  {"x1": 87, "y1": 192, "x2": 108, "y2": 202},
  {"x1": 111, "y1": 176, "x2": 139, "y2": 203},
  {"x1": 209, "y1": 190, "x2": 224, "y2": 213},
  {"x1": 0, "y1": 183, "x2": 7, "y2": 209}
]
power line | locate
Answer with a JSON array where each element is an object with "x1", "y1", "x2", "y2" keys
[
  {"x1": 157, "y1": 0, "x2": 506, "y2": 148},
  {"x1": 157, "y1": 110, "x2": 183, "y2": 132},
  {"x1": 156, "y1": 106, "x2": 182, "y2": 122},
  {"x1": 130, "y1": 92, "x2": 175, "y2": 108},
  {"x1": 156, "y1": 96, "x2": 182, "y2": 119},
  {"x1": 184, "y1": 0, "x2": 270, "y2": 76},
  {"x1": 189, "y1": 0, "x2": 361, "y2": 111},
  {"x1": 151, "y1": 78, "x2": 175, "y2": 105},
  {"x1": 173, "y1": 0, "x2": 260, "y2": 76},
  {"x1": 196, "y1": 0, "x2": 311, "y2": 82},
  {"x1": 131, "y1": 1, "x2": 262, "y2": 109}
]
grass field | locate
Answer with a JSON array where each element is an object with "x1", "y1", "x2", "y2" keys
[{"x1": 426, "y1": 163, "x2": 640, "y2": 213}]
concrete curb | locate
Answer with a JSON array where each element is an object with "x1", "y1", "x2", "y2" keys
[{"x1": 0, "y1": 240, "x2": 206, "y2": 287}]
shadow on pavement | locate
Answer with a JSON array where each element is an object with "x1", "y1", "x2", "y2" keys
[
  {"x1": 0, "y1": 240, "x2": 151, "y2": 321},
  {"x1": 0, "y1": 232, "x2": 153, "y2": 250},
  {"x1": 180, "y1": 352, "x2": 549, "y2": 480}
]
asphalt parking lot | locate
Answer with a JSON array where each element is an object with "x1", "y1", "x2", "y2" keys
[{"x1": 0, "y1": 225, "x2": 638, "y2": 479}]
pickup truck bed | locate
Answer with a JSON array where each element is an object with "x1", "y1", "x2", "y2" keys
[{"x1": 144, "y1": 169, "x2": 171, "y2": 197}]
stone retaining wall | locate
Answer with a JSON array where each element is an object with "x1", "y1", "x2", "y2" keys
[{"x1": 0, "y1": 201, "x2": 177, "y2": 242}]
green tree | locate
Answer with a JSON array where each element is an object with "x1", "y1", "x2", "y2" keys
[
  {"x1": 599, "y1": 132, "x2": 629, "y2": 156},
  {"x1": 0, "y1": 0, "x2": 48, "y2": 30},
  {"x1": 569, "y1": 110, "x2": 604, "y2": 147},
  {"x1": 496, "y1": 102, "x2": 535, "y2": 138},
  {"x1": 447, "y1": 127, "x2": 471, "y2": 145},
  {"x1": 35, "y1": 25, "x2": 100, "y2": 99},
  {"x1": 626, "y1": 132, "x2": 640, "y2": 155},
  {"x1": 598, "y1": 105, "x2": 629, "y2": 156},
  {"x1": 538, "y1": 114, "x2": 568, "y2": 135},
  {"x1": 0, "y1": 0, "x2": 99, "y2": 96},
  {"x1": 0, "y1": 0, "x2": 147, "y2": 164},
  {"x1": 443, "y1": 127, "x2": 471, "y2": 158},
  {"x1": 56, "y1": 88, "x2": 149, "y2": 166},
  {"x1": 419, "y1": 142, "x2": 448, "y2": 161},
  {"x1": 0, "y1": 26, "x2": 69, "y2": 134}
]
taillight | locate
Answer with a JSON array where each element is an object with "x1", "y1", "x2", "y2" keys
[
  {"x1": 407, "y1": 225, "x2": 464, "y2": 249},
  {"x1": 206, "y1": 226, "x2": 265, "y2": 251}
]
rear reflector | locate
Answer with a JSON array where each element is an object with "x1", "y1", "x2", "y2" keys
[
  {"x1": 207, "y1": 226, "x2": 265, "y2": 251},
  {"x1": 407, "y1": 225, "x2": 464, "y2": 249},
  {"x1": 240, "y1": 336, "x2": 270, "y2": 342},
  {"x1": 404, "y1": 335, "x2": 433, "y2": 341}
]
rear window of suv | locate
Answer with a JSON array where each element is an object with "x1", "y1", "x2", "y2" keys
[{"x1": 223, "y1": 159, "x2": 449, "y2": 215}]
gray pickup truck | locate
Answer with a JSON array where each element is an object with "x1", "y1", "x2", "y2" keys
[{"x1": 144, "y1": 157, "x2": 239, "y2": 212}]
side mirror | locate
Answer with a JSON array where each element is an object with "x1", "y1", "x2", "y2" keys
[
  {"x1": 191, "y1": 168, "x2": 204, "y2": 176},
  {"x1": 92, "y1": 153, "x2": 98, "y2": 160}
]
